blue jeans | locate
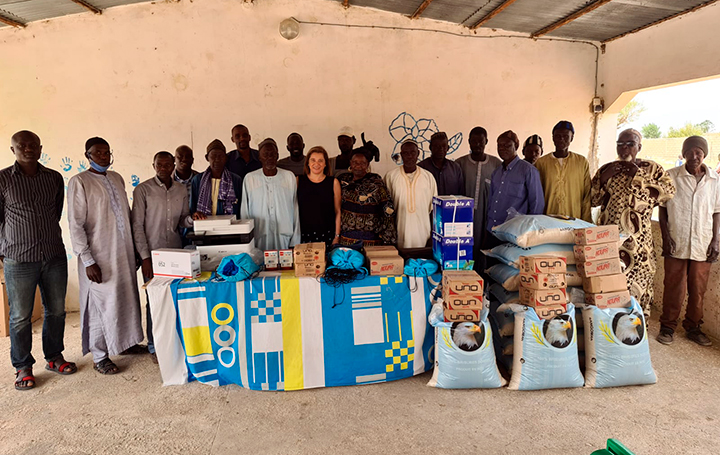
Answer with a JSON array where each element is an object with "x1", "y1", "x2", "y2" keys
[{"x1": 4, "y1": 256, "x2": 68, "y2": 370}]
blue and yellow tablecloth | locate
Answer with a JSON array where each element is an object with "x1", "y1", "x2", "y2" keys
[{"x1": 146, "y1": 271, "x2": 441, "y2": 390}]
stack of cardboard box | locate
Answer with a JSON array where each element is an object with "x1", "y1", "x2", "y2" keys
[
  {"x1": 431, "y1": 196, "x2": 475, "y2": 270},
  {"x1": 573, "y1": 225, "x2": 631, "y2": 309},
  {"x1": 518, "y1": 255, "x2": 569, "y2": 320},
  {"x1": 442, "y1": 270, "x2": 484, "y2": 322},
  {"x1": 365, "y1": 246, "x2": 404, "y2": 276},
  {"x1": 293, "y1": 243, "x2": 326, "y2": 277}
]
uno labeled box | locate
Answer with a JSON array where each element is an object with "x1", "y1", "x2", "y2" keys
[
  {"x1": 151, "y1": 249, "x2": 201, "y2": 279},
  {"x1": 534, "y1": 304, "x2": 569, "y2": 320},
  {"x1": 519, "y1": 287, "x2": 568, "y2": 307},
  {"x1": 442, "y1": 294, "x2": 483, "y2": 311},
  {"x1": 293, "y1": 242, "x2": 326, "y2": 263},
  {"x1": 519, "y1": 255, "x2": 567, "y2": 274},
  {"x1": 584, "y1": 290, "x2": 632, "y2": 309},
  {"x1": 518, "y1": 272, "x2": 566, "y2": 290},
  {"x1": 582, "y1": 273, "x2": 628, "y2": 294},
  {"x1": 576, "y1": 258, "x2": 623, "y2": 278},
  {"x1": 294, "y1": 261, "x2": 326, "y2": 277},
  {"x1": 443, "y1": 308, "x2": 481, "y2": 323},
  {"x1": 574, "y1": 225, "x2": 620, "y2": 245},
  {"x1": 442, "y1": 270, "x2": 484, "y2": 296}
]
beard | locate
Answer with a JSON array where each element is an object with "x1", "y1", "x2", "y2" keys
[{"x1": 617, "y1": 154, "x2": 634, "y2": 162}]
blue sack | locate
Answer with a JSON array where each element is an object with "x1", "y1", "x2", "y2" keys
[
  {"x1": 328, "y1": 247, "x2": 365, "y2": 270},
  {"x1": 404, "y1": 258, "x2": 439, "y2": 277},
  {"x1": 216, "y1": 254, "x2": 260, "y2": 282}
]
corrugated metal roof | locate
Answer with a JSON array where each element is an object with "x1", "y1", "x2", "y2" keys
[{"x1": 0, "y1": 0, "x2": 715, "y2": 43}]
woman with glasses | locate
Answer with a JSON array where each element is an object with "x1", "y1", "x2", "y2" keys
[{"x1": 590, "y1": 128, "x2": 676, "y2": 318}]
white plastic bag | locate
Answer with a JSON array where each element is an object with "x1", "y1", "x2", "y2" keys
[{"x1": 492, "y1": 215, "x2": 594, "y2": 248}]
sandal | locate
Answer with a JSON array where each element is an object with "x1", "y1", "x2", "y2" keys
[
  {"x1": 15, "y1": 368, "x2": 35, "y2": 391},
  {"x1": 46, "y1": 356, "x2": 77, "y2": 375},
  {"x1": 93, "y1": 358, "x2": 120, "y2": 375},
  {"x1": 120, "y1": 344, "x2": 148, "y2": 355}
]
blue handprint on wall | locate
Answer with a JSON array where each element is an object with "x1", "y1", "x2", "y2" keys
[
  {"x1": 388, "y1": 112, "x2": 463, "y2": 164},
  {"x1": 77, "y1": 161, "x2": 88, "y2": 172},
  {"x1": 39, "y1": 153, "x2": 51, "y2": 165},
  {"x1": 61, "y1": 157, "x2": 73, "y2": 172},
  {"x1": 131, "y1": 175, "x2": 140, "y2": 187}
]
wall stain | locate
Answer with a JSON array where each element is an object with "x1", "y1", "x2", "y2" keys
[{"x1": 173, "y1": 74, "x2": 189, "y2": 92}]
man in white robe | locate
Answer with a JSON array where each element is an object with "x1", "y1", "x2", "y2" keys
[
  {"x1": 241, "y1": 138, "x2": 301, "y2": 251},
  {"x1": 67, "y1": 137, "x2": 143, "y2": 375},
  {"x1": 385, "y1": 140, "x2": 437, "y2": 249}
]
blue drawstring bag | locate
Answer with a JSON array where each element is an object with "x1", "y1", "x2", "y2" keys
[
  {"x1": 216, "y1": 254, "x2": 260, "y2": 282},
  {"x1": 324, "y1": 247, "x2": 368, "y2": 286},
  {"x1": 404, "y1": 258, "x2": 439, "y2": 277}
]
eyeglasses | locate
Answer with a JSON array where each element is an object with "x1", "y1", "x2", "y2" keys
[{"x1": 616, "y1": 141, "x2": 638, "y2": 148}]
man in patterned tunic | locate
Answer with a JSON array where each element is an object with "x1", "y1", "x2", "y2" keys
[{"x1": 590, "y1": 129, "x2": 676, "y2": 317}]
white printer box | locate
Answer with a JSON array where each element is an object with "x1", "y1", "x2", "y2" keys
[
  {"x1": 151, "y1": 249, "x2": 201, "y2": 279},
  {"x1": 196, "y1": 240, "x2": 256, "y2": 272}
]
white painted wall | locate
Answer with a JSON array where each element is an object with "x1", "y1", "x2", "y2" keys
[{"x1": 0, "y1": 0, "x2": 599, "y2": 309}]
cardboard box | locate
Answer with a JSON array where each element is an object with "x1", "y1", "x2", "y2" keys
[
  {"x1": 582, "y1": 273, "x2": 628, "y2": 294},
  {"x1": 519, "y1": 287, "x2": 568, "y2": 307},
  {"x1": 293, "y1": 243, "x2": 326, "y2": 263},
  {"x1": 443, "y1": 294, "x2": 483, "y2": 310},
  {"x1": 365, "y1": 246, "x2": 398, "y2": 256},
  {"x1": 534, "y1": 304, "x2": 569, "y2": 320},
  {"x1": 432, "y1": 196, "x2": 474, "y2": 237},
  {"x1": 367, "y1": 254, "x2": 404, "y2": 276},
  {"x1": 279, "y1": 250, "x2": 293, "y2": 270},
  {"x1": 294, "y1": 261, "x2": 326, "y2": 277},
  {"x1": 518, "y1": 272, "x2": 566, "y2": 290},
  {"x1": 264, "y1": 250, "x2": 279, "y2": 270},
  {"x1": 432, "y1": 233, "x2": 474, "y2": 270},
  {"x1": 442, "y1": 270, "x2": 484, "y2": 296},
  {"x1": 151, "y1": 248, "x2": 201, "y2": 279},
  {"x1": 576, "y1": 258, "x2": 623, "y2": 278},
  {"x1": 585, "y1": 290, "x2": 632, "y2": 309},
  {"x1": 574, "y1": 225, "x2": 620, "y2": 245},
  {"x1": 566, "y1": 270, "x2": 583, "y2": 287},
  {"x1": 573, "y1": 242, "x2": 620, "y2": 262},
  {"x1": 443, "y1": 308, "x2": 481, "y2": 323},
  {"x1": 519, "y1": 255, "x2": 567, "y2": 274},
  {"x1": 1, "y1": 266, "x2": 44, "y2": 337}
]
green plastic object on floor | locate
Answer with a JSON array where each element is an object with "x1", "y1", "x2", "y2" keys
[{"x1": 590, "y1": 439, "x2": 635, "y2": 455}]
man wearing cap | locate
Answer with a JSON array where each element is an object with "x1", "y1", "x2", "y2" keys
[
  {"x1": 522, "y1": 135, "x2": 544, "y2": 165},
  {"x1": 67, "y1": 137, "x2": 144, "y2": 375},
  {"x1": 418, "y1": 132, "x2": 465, "y2": 196},
  {"x1": 1, "y1": 130, "x2": 77, "y2": 390},
  {"x1": 535, "y1": 121, "x2": 591, "y2": 222},
  {"x1": 190, "y1": 139, "x2": 243, "y2": 219},
  {"x1": 658, "y1": 136, "x2": 718, "y2": 347},
  {"x1": 456, "y1": 126, "x2": 502, "y2": 271},
  {"x1": 385, "y1": 140, "x2": 437, "y2": 249},
  {"x1": 226, "y1": 124, "x2": 261, "y2": 179},
  {"x1": 330, "y1": 127, "x2": 356, "y2": 177},
  {"x1": 277, "y1": 132, "x2": 306, "y2": 176},
  {"x1": 241, "y1": 138, "x2": 301, "y2": 250}
]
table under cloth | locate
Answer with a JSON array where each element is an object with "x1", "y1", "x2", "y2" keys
[{"x1": 146, "y1": 271, "x2": 441, "y2": 390}]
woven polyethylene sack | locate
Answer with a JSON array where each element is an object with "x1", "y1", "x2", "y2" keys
[
  {"x1": 483, "y1": 243, "x2": 576, "y2": 268},
  {"x1": 508, "y1": 303, "x2": 584, "y2": 390},
  {"x1": 427, "y1": 304, "x2": 506, "y2": 389},
  {"x1": 486, "y1": 264, "x2": 520, "y2": 291},
  {"x1": 582, "y1": 298, "x2": 657, "y2": 388},
  {"x1": 492, "y1": 215, "x2": 594, "y2": 248}
]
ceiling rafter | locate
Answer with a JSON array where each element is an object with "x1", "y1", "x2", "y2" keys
[
  {"x1": 343, "y1": 0, "x2": 350, "y2": 8},
  {"x1": 410, "y1": 0, "x2": 435, "y2": 19},
  {"x1": 70, "y1": 0, "x2": 102, "y2": 14},
  {"x1": 531, "y1": 0, "x2": 614, "y2": 38},
  {"x1": 602, "y1": 0, "x2": 719, "y2": 43},
  {"x1": 469, "y1": 0, "x2": 520, "y2": 30}
]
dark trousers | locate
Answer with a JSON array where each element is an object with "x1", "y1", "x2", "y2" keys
[
  {"x1": 660, "y1": 256, "x2": 712, "y2": 332},
  {"x1": 4, "y1": 256, "x2": 68, "y2": 370}
]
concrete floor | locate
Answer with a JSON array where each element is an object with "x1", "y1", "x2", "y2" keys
[{"x1": 1, "y1": 312, "x2": 719, "y2": 455}]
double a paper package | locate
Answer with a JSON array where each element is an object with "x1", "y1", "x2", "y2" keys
[
  {"x1": 508, "y1": 303, "x2": 584, "y2": 390},
  {"x1": 427, "y1": 303, "x2": 506, "y2": 389},
  {"x1": 483, "y1": 243, "x2": 576, "y2": 268},
  {"x1": 582, "y1": 297, "x2": 657, "y2": 388},
  {"x1": 492, "y1": 215, "x2": 594, "y2": 248}
]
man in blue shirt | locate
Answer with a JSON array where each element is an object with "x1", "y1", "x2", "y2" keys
[
  {"x1": 226, "y1": 124, "x2": 261, "y2": 178},
  {"x1": 418, "y1": 132, "x2": 465, "y2": 196},
  {"x1": 486, "y1": 130, "x2": 544, "y2": 246}
]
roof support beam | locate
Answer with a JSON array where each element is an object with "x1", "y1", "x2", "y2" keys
[
  {"x1": 343, "y1": 0, "x2": 350, "y2": 8},
  {"x1": 70, "y1": 0, "x2": 102, "y2": 14},
  {"x1": 469, "y1": 0, "x2": 520, "y2": 30},
  {"x1": 410, "y1": 0, "x2": 435, "y2": 19},
  {"x1": 532, "y1": 0, "x2": 614, "y2": 38},
  {"x1": 0, "y1": 13, "x2": 25, "y2": 28},
  {"x1": 602, "y1": 0, "x2": 719, "y2": 43}
]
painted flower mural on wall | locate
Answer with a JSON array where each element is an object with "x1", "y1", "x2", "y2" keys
[{"x1": 388, "y1": 112, "x2": 463, "y2": 164}]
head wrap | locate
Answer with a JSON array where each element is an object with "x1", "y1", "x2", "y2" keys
[
  {"x1": 524, "y1": 134, "x2": 543, "y2": 149},
  {"x1": 498, "y1": 130, "x2": 520, "y2": 150},
  {"x1": 258, "y1": 138, "x2": 278, "y2": 152},
  {"x1": 206, "y1": 139, "x2": 226, "y2": 154},
  {"x1": 552, "y1": 121, "x2": 575, "y2": 134},
  {"x1": 682, "y1": 135, "x2": 709, "y2": 157},
  {"x1": 85, "y1": 137, "x2": 109, "y2": 152}
]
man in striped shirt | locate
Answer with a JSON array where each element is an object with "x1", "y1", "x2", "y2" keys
[{"x1": 0, "y1": 130, "x2": 77, "y2": 391}]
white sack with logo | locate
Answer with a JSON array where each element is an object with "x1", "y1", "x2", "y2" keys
[{"x1": 492, "y1": 214, "x2": 594, "y2": 248}]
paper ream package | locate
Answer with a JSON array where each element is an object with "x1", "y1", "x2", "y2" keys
[
  {"x1": 573, "y1": 242, "x2": 620, "y2": 262},
  {"x1": 432, "y1": 233, "x2": 474, "y2": 270},
  {"x1": 519, "y1": 255, "x2": 567, "y2": 274},
  {"x1": 573, "y1": 225, "x2": 620, "y2": 245},
  {"x1": 585, "y1": 290, "x2": 632, "y2": 309},
  {"x1": 576, "y1": 258, "x2": 623, "y2": 278},
  {"x1": 518, "y1": 272, "x2": 566, "y2": 290},
  {"x1": 583, "y1": 274, "x2": 628, "y2": 293},
  {"x1": 519, "y1": 287, "x2": 568, "y2": 307},
  {"x1": 432, "y1": 196, "x2": 474, "y2": 236}
]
